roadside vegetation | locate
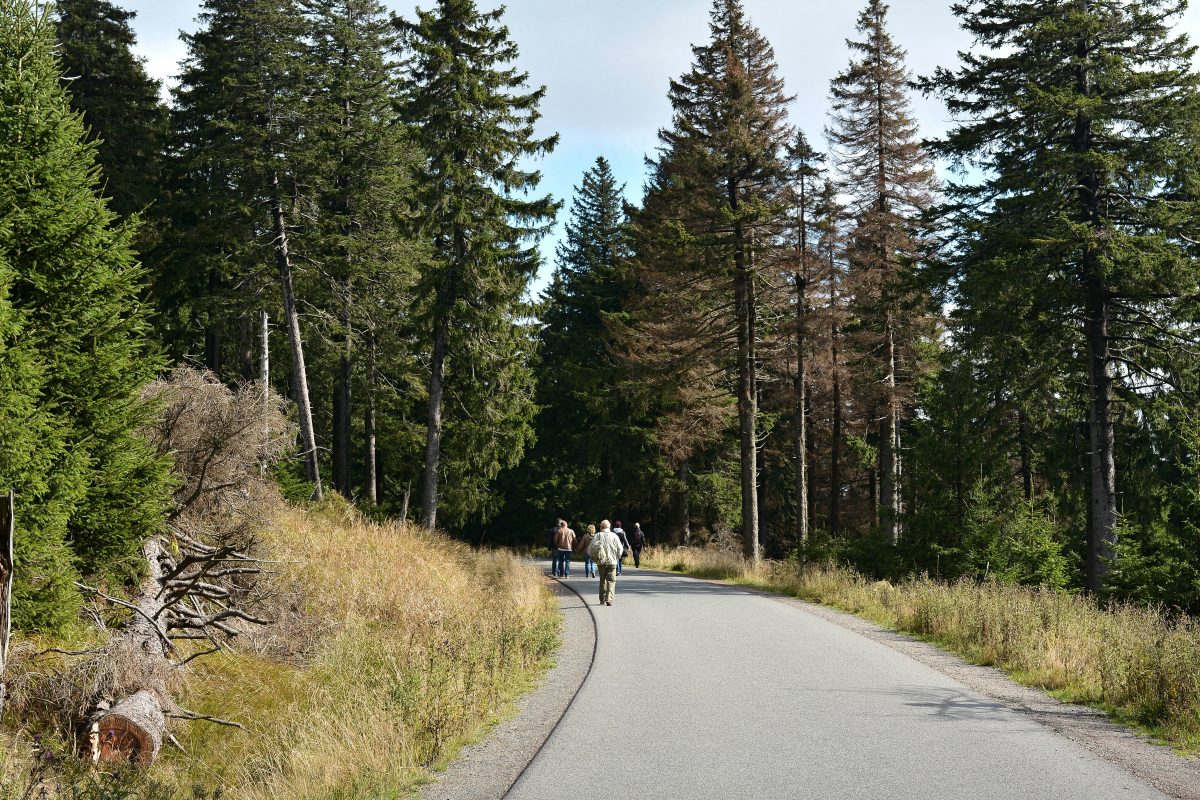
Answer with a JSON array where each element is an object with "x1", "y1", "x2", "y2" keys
[
  {"x1": 642, "y1": 546, "x2": 1200, "y2": 754},
  {"x1": 1, "y1": 502, "x2": 559, "y2": 799}
]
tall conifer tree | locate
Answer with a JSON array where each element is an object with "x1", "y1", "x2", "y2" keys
[
  {"x1": 171, "y1": 0, "x2": 324, "y2": 499},
  {"x1": 637, "y1": 0, "x2": 792, "y2": 562},
  {"x1": 828, "y1": 0, "x2": 937, "y2": 545},
  {"x1": 55, "y1": 0, "x2": 166, "y2": 226},
  {"x1": 301, "y1": 0, "x2": 417, "y2": 500},
  {"x1": 396, "y1": 0, "x2": 558, "y2": 530},
  {"x1": 924, "y1": 0, "x2": 1200, "y2": 591},
  {"x1": 0, "y1": 0, "x2": 168, "y2": 630}
]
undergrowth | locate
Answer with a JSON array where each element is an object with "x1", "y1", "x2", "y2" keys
[
  {"x1": 641, "y1": 545, "x2": 1200, "y2": 754},
  {"x1": 2, "y1": 501, "x2": 559, "y2": 799}
]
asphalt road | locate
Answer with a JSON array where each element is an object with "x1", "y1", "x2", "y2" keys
[{"x1": 505, "y1": 568, "x2": 1171, "y2": 800}]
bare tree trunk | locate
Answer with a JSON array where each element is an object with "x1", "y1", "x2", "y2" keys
[
  {"x1": 333, "y1": 345, "x2": 352, "y2": 498},
  {"x1": 1019, "y1": 408, "x2": 1034, "y2": 501},
  {"x1": 732, "y1": 208, "x2": 759, "y2": 564},
  {"x1": 1086, "y1": 280, "x2": 1117, "y2": 591},
  {"x1": 364, "y1": 336, "x2": 377, "y2": 507},
  {"x1": 880, "y1": 321, "x2": 900, "y2": 544},
  {"x1": 270, "y1": 171, "x2": 322, "y2": 501},
  {"x1": 259, "y1": 311, "x2": 270, "y2": 477},
  {"x1": 794, "y1": 278, "x2": 809, "y2": 553},
  {"x1": 0, "y1": 491, "x2": 13, "y2": 714},
  {"x1": 422, "y1": 315, "x2": 449, "y2": 530},
  {"x1": 401, "y1": 478, "x2": 412, "y2": 525},
  {"x1": 673, "y1": 459, "x2": 691, "y2": 546},
  {"x1": 830, "y1": 263, "x2": 842, "y2": 536}
]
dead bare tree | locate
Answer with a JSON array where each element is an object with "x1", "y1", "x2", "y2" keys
[{"x1": 76, "y1": 368, "x2": 294, "y2": 766}]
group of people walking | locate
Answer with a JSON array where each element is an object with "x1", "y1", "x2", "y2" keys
[{"x1": 550, "y1": 518, "x2": 646, "y2": 606}]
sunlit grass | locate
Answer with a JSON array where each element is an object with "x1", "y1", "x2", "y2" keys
[{"x1": 642, "y1": 546, "x2": 1200, "y2": 754}]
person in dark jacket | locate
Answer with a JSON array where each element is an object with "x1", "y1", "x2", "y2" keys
[
  {"x1": 629, "y1": 522, "x2": 647, "y2": 568},
  {"x1": 613, "y1": 521, "x2": 631, "y2": 575}
]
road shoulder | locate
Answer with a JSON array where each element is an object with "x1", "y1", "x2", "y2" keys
[
  {"x1": 418, "y1": 576, "x2": 595, "y2": 800},
  {"x1": 680, "y1": 570, "x2": 1200, "y2": 800}
]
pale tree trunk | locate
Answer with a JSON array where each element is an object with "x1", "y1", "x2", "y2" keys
[
  {"x1": 401, "y1": 479, "x2": 412, "y2": 525},
  {"x1": 259, "y1": 311, "x2": 270, "y2": 477},
  {"x1": 364, "y1": 335, "x2": 378, "y2": 507},
  {"x1": 830, "y1": 252, "x2": 843, "y2": 536},
  {"x1": 1086, "y1": 280, "x2": 1117, "y2": 591},
  {"x1": 880, "y1": 320, "x2": 901, "y2": 544},
  {"x1": 0, "y1": 491, "x2": 13, "y2": 714},
  {"x1": 733, "y1": 219, "x2": 759, "y2": 564},
  {"x1": 422, "y1": 227, "x2": 464, "y2": 531},
  {"x1": 270, "y1": 171, "x2": 322, "y2": 501},
  {"x1": 794, "y1": 227, "x2": 810, "y2": 553},
  {"x1": 422, "y1": 315, "x2": 450, "y2": 530},
  {"x1": 673, "y1": 460, "x2": 691, "y2": 546}
]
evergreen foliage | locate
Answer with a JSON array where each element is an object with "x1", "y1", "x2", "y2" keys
[
  {"x1": 55, "y1": 0, "x2": 166, "y2": 226},
  {"x1": 922, "y1": 0, "x2": 1200, "y2": 593},
  {"x1": 396, "y1": 0, "x2": 558, "y2": 529},
  {"x1": 0, "y1": 0, "x2": 168, "y2": 631}
]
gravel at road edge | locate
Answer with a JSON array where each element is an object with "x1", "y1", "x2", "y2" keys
[{"x1": 418, "y1": 576, "x2": 594, "y2": 800}]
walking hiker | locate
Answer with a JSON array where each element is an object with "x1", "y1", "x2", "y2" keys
[
  {"x1": 588, "y1": 520, "x2": 623, "y2": 605},
  {"x1": 629, "y1": 522, "x2": 646, "y2": 568},
  {"x1": 613, "y1": 521, "x2": 631, "y2": 575},
  {"x1": 577, "y1": 523, "x2": 597, "y2": 578},
  {"x1": 553, "y1": 519, "x2": 576, "y2": 577}
]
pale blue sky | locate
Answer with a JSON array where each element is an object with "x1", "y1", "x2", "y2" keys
[{"x1": 115, "y1": 1, "x2": 1200, "y2": 295}]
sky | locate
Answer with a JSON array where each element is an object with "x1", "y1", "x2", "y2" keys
[{"x1": 118, "y1": 0, "x2": 1200, "y2": 295}]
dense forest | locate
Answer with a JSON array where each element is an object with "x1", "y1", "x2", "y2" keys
[{"x1": 5, "y1": 0, "x2": 1200, "y2": 642}]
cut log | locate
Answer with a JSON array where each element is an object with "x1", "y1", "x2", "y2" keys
[{"x1": 95, "y1": 690, "x2": 164, "y2": 767}]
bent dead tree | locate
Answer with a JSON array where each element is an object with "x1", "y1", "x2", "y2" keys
[
  {"x1": 0, "y1": 491, "x2": 13, "y2": 715},
  {"x1": 78, "y1": 371, "x2": 289, "y2": 766}
]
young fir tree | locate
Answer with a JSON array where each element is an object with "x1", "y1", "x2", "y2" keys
[
  {"x1": 827, "y1": 0, "x2": 938, "y2": 545},
  {"x1": 396, "y1": 0, "x2": 558, "y2": 530},
  {"x1": 171, "y1": 0, "x2": 324, "y2": 499},
  {"x1": 300, "y1": 0, "x2": 418, "y2": 501},
  {"x1": 924, "y1": 0, "x2": 1200, "y2": 591},
  {"x1": 641, "y1": 0, "x2": 793, "y2": 562},
  {"x1": 526, "y1": 156, "x2": 637, "y2": 520},
  {"x1": 0, "y1": 0, "x2": 168, "y2": 631},
  {"x1": 55, "y1": 0, "x2": 166, "y2": 226}
]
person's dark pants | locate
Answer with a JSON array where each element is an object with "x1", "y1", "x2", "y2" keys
[
  {"x1": 632, "y1": 547, "x2": 642, "y2": 568},
  {"x1": 554, "y1": 549, "x2": 572, "y2": 577}
]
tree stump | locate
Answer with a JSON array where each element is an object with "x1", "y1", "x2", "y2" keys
[{"x1": 95, "y1": 690, "x2": 164, "y2": 767}]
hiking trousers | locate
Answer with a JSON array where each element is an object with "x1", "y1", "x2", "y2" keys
[{"x1": 598, "y1": 564, "x2": 617, "y2": 604}]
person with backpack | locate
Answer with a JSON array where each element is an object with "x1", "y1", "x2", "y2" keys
[
  {"x1": 588, "y1": 520, "x2": 624, "y2": 606},
  {"x1": 612, "y1": 521, "x2": 631, "y2": 576},
  {"x1": 629, "y1": 522, "x2": 647, "y2": 568}
]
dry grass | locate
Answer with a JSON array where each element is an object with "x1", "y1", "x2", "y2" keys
[
  {"x1": 641, "y1": 546, "x2": 1200, "y2": 753},
  {"x1": 2, "y1": 503, "x2": 558, "y2": 799}
]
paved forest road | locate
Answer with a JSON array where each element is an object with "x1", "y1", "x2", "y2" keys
[{"x1": 506, "y1": 568, "x2": 1169, "y2": 800}]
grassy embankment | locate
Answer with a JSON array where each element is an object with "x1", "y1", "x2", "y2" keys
[
  {"x1": 641, "y1": 546, "x2": 1200, "y2": 754},
  {"x1": 2, "y1": 502, "x2": 559, "y2": 799}
]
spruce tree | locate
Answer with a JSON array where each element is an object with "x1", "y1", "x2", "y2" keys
[
  {"x1": 0, "y1": 0, "x2": 168, "y2": 630},
  {"x1": 828, "y1": 0, "x2": 938, "y2": 545},
  {"x1": 55, "y1": 0, "x2": 166, "y2": 226},
  {"x1": 171, "y1": 0, "x2": 324, "y2": 499},
  {"x1": 785, "y1": 132, "x2": 826, "y2": 551},
  {"x1": 924, "y1": 0, "x2": 1200, "y2": 591},
  {"x1": 642, "y1": 0, "x2": 793, "y2": 562},
  {"x1": 300, "y1": 0, "x2": 417, "y2": 500},
  {"x1": 526, "y1": 156, "x2": 637, "y2": 520},
  {"x1": 396, "y1": 0, "x2": 558, "y2": 530}
]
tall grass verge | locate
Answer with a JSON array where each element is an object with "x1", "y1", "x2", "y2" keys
[
  {"x1": 3, "y1": 502, "x2": 559, "y2": 799},
  {"x1": 641, "y1": 546, "x2": 1200, "y2": 753}
]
